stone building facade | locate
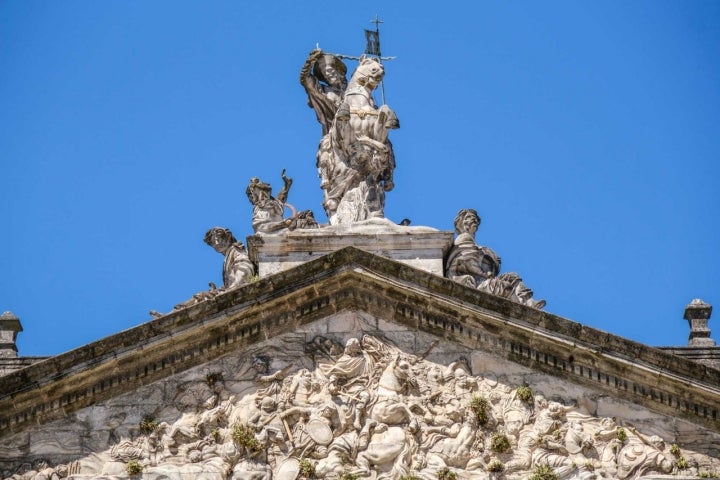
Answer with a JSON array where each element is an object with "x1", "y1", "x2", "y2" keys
[
  {"x1": 2, "y1": 31, "x2": 719, "y2": 480},
  {"x1": 2, "y1": 247, "x2": 720, "y2": 479}
]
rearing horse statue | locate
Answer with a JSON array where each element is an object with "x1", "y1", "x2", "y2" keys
[
  {"x1": 336, "y1": 56, "x2": 398, "y2": 150},
  {"x1": 316, "y1": 56, "x2": 399, "y2": 224}
]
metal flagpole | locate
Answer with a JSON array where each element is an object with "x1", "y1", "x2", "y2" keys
[{"x1": 324, "y1": 16, "x2": 396, "y2": 104}]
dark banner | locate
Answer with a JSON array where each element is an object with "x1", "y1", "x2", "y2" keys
[{"x1": 364, "y1": 29, "x2": 380, "y2": 56}]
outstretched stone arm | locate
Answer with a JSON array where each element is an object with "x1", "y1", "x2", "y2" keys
[
  {"x1": 280, "y1": 405, "x2": 313, "y2": 419},
  {"x1": 277, "y1": 169, "x2": 293, "y2": 204},
  {"x1": 299, "y1": 49, "x2": 324, "y2": 88},
  {"x1": 300, "y1": 49, "x2": 342, "y2": 136},
  {"x1": 259, "y1": 363, "x2": 293, "y2": 383}
]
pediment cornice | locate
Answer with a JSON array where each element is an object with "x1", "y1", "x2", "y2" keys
[{"x1": 1, "y1": 247, "x2": 718, "y2": 438}]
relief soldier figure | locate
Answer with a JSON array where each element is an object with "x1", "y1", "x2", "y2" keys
[{"x1": 54, "y1": 334, "x2": 718, "y2": 480}]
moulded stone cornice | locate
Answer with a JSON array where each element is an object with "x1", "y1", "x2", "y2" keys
[{"x1": 1, "y1": 246, "x2": 719, "y2": 438}]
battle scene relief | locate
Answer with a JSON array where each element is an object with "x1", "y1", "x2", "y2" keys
[{"x1": 3, "y1": 315, "x2": 719, "y2": 480}]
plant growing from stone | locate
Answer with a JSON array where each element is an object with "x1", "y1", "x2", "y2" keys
[
  {"x1": 616, "y1": 427, "x2": 627, "y2": 443},
  {"x1": 139, "y1": 416, "x2": 158, "y2": 434},
  {"x1": 231, "y1": 423, "x2": 261, "y2": 454},
  {"x1": 437, "y1": 467, "x2": 458, "y2": 480},
  {"x1": 398, "y1": 474, "x2": 420, "y2": 480},
  {"x1": 528, "y1": 464, "x2": 560, "y2": 480},
  {"x1": 468, "y1": 395, "x2": 490, "y2": 425},
  {"x1": 487, "y1": 460, "x2": 504, "y2": 472},
  {"x1": 516, "y1": 386, "x2": 533, "y2": 403},
  {"x1": 669, "y1": 443, "x2": 680, "y2": 456},
  {"x1": 490, "y1": 433, "x2": 511, "y2": 453},
  {"x1": 675, "y1": 456, "x2": 689, "y2": 470},
  {"x1": 698, "y1": 471, "x2": 720, "y2": 478},
  {"x1": 340, "y1": 471, "x2": 360, "y2": 480},
  {"x1": 298, "y1": 458, "x2": 315, "y2": 479},
  {"x1": 205, "y1": 372, "x2": 223, "y2": 387},
  {"x1": 125, "y1": 460, "x2": 143, "y2": 476}
]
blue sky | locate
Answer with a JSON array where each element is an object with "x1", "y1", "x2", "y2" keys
[{"x1": 2, "y1": 1, "x2": 718, "y2": 357}]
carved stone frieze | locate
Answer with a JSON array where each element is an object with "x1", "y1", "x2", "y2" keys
[{"x1": 2, "y1": 328, "x2": 719, "y2": 480}]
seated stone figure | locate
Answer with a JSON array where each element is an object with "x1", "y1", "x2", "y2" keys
[
  {"x1": 246, "y1": 172, "x2": 293, "y2": 234},
  {"x1": 173, "y1": 227, "x2": 255, "y2": 311},
  {"x1": 203, "y1": 227, "x2": 256, "y2": 289},
  {"x1": 246, "y1": 170, "x2": 318, "y2": 233},
  {"x1": 445, "y1": 209, "x2": 545, "y2": 309},
  {"x1": 445, "y1": 209, "x2": 501, "y2": 288}
]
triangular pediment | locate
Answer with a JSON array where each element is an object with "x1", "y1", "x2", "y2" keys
[{"x1": 1, "y1": 247, "x2": 719, "y2": 478}]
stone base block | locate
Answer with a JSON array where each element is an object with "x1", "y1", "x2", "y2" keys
[{"x1": 247, "y1": 218, "x2": 454, "y2": 277}]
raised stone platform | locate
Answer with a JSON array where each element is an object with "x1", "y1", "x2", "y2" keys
[{"x1": 246, "y1": 218, "x2": 454, "y2": 277}]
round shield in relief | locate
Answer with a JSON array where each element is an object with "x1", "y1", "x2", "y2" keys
[
  {"x1": 275, "y1": 457, "x2": 300, "y2": 480},
  {"x1": 306, "y1": 418, "x2": 333, "y2": 445}
]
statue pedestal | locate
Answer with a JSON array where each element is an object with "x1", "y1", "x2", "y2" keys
[{"x1": 247, "y1": 218, "x2": 454, "y2": 277}]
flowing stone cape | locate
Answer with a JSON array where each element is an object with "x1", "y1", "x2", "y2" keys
[{"x1": 1, "y1": 247, "x2": 719, "y2": 479}]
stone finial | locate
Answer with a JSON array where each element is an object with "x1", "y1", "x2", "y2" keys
[
  {"x1": 0, "y1": 311, "x2": 23, "y2": 358},
  {"x1": 683, "y1": 299, "x2": 715, "y2": 347}
]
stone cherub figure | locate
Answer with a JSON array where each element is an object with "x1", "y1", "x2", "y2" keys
[
  {"x1": 445, "y1": 209, "x2": 546, "y2": 309},
  {"x1": 246, "y1": 170, "x2": 318, "y2": 234}
]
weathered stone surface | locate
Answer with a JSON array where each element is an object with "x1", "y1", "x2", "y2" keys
[
  {"x1": 684, "y1": 298, "x2": 715, "y2": 347},
  {"x1": 306, "y1": 52, "x2": 399, "y2": 224},
  {"x1": 3, "y1": 248, "x2": 718, "y2": 442},
  {"x1": 1, "y1": 248, "x2": 719, "y2": 479},
  {"x1": 656, "y1": 299, "x2": 720, "y2": 369},
  {"x1": 2, "y1": 320, "x2": 719, "y2": 479},
  {"x1": 0, "y1": 356, "x2": 46, "y2": 377},
  {"x1": 247, "y1": 218, "x2": 453, "y2": 277},
  {"x1": 29, "y1": 428, "x2": 84, "y2": 456},
  {"x1": 658, "y1": 346, "x2": 720, "y2": 370},
  {"x1": 0, "y1": 312, "x2": 47, "y2": 377},
  {"x1": 0, "y1": 311, "x2": 22, "y2": 359}
]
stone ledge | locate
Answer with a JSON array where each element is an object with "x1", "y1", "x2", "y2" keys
[
  {"x1": 1, "y1": 247, "x2": 719, "y2": 437},
  {"x1": 0, "y1": 357, "x2": 46, "y2": 377},
  {"x1": 247, "y1": 218, "x2": 454, "y2": 277},
  {"x1": 658, "y1": 345, "x2": 720, "y2": 370}
]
